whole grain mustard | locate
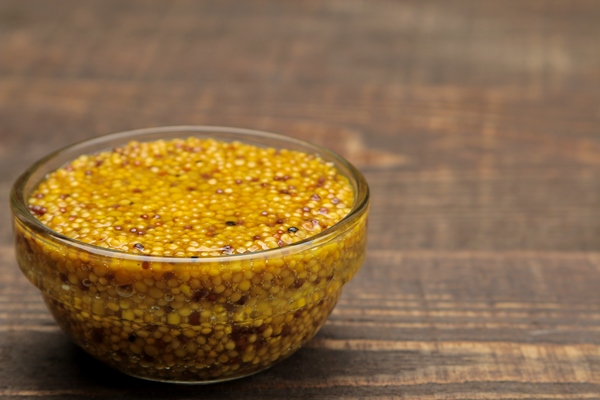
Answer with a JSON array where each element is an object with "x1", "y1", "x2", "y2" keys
[
  {"x1": 28, "y1": 138, "x2": 353, "y2": 257},
  {"x1": 16, "y1": 136, "x2": 367, "y2": 382}
]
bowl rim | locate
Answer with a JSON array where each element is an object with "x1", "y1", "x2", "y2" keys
[{"x1": 10, "y1": 125, "x2": 370, "y2": 263}]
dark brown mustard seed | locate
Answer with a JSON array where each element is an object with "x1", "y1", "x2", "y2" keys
[
  {"x1": 318, "y1": 207, "x2": 329, "y2": 214},
  {"x1": 59, "y1": 207, "x2": 67, "y2": 213},
  {"x1": 222, "y1": 245, "x2": 233, "y2": 255},
  {"x1": 192, "y1": 289, "x2": 208, "y2": 302},
  {"x1": 140, "y1": 214, "x2": 149, "y2": 219},
  {"x1": 130, "y1": 228, "x2": 137, "y2": 233},
  {"x1": 281, "y1": 325, "x2": 292, "y2": 337},
  {"x1": 114, "y1": 225, "x2": 123, "y2": 231},
  {"x1": 311, "y1": 194, "x2": 321, "y2": 201},
  {"x1": 28, "y1": 205, "x2": 47, "y2": 216},
  {"x1": 163, "y1": 305, "x2": 174, "y2": 313},
  {"x1": 132, "y1": 188, "x2": 142, "y2": 193},
  {"x1": 183, "y1": 225, "x2": 193, "y2": 230},
  {"x1": 261, "y1": 211, "x2": 268, "y2": 216},
  {"x1": 35, "y1": 193, "x2": 44, "y2": 199},
  {"x1": 141, "y1": 261, "x2": 150, "y2": 270},
  {"x1": 226, "y1": 221, "x2": 237, "y2": 226},
  {"x1": 189, "y1": 311, "x2": 201, "y2": 325},
  {"x1": 288, "y1": 226, "x2": 299, "y2": 233},
  {"x1": 276, "y1": 219, "x2": 284, "y2": 224},
  {"x1": 302, "y1": 207, "x2": 311, "y2": 212},
  {"x1": 215, "y1": 189, "x2": 224, "y2": 194},
  {"x1": 235, "y1": 179, "x2": 243, "y2": 184},
  {"x1": 133, "y1": 243, "x2": 145, "y2": 251},
  {"x1": 331, "y1": 197, "x2": 340, "y2": 205},
  {"x1": 253, "y1": 235, "x2": 261, "y2": 240}
]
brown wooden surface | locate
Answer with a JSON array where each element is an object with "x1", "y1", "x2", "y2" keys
[{"x1": 2, "y1": 1, "x2": 600, "y2": 398}]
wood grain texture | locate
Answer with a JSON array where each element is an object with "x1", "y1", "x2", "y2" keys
[{"x1": 1, "y1": 0, "x2": 600, "y2": 398}]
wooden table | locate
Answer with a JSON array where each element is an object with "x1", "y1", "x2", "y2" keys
[{"x1": 2, "y1": 1, "x2": 600, "y2": 398}]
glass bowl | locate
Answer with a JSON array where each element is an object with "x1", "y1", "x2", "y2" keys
[{"x1": 10, "y1": 126, "x2": 369, "y2": 383}]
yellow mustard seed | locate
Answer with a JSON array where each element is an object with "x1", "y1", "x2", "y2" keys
[{"x1": 28, "y1": 137, "x2": 354, "y2": 256}]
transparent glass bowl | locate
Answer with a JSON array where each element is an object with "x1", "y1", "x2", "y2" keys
[{"x1": 10, "y1": 126, "x2": 369, "y2": 383}]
